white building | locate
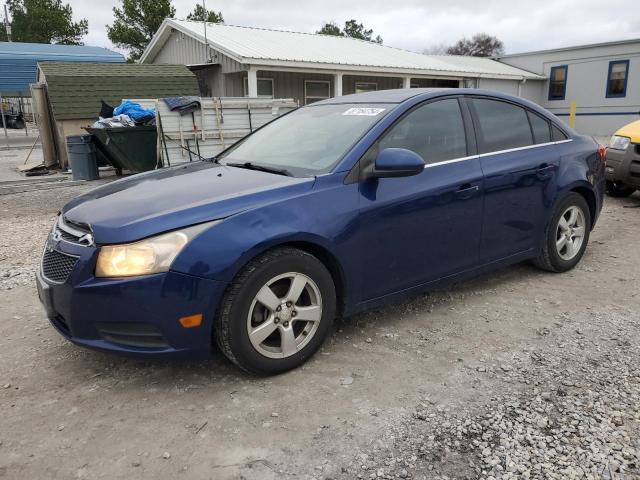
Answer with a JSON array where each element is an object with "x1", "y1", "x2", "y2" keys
[
  {"x1": 140, "y1": 20, "x2": 542, "y2": 105},
  {"x1": 496, "y1": 39, "x2": 639, "y2": 136}
]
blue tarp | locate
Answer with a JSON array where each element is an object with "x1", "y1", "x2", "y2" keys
[{"x1": 113, "y1": 101, "x2": 156, "y2": 122}]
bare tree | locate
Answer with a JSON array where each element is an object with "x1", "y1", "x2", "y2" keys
[{"x1": 446, "y1": 33, "x2": 504, "y2": 57}]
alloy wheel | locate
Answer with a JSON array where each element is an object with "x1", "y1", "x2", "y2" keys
[
  {"x1": 247, "y1": 272, "x2": 323, "y2": 359},
  {"x1": 555, "y1": 206, "x2": 586, "y2": 261}
]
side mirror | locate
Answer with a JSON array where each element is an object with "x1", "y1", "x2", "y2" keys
[{"x1": 365, "y1": 148, "x2": 425, "y2": 179}]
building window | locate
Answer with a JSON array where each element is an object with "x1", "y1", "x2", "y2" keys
[
  {"x1": 243, "y1": 77, "x2": 274, "y2": 97},
  {"x1": 355, "y1": 82, "x2": 377, "y2": 93},
  {"x1": 304, "y1": 80, "x2": 331, "y2": 105},
  {"x1": 606, "y1": 60, "x2": 629, "y2": 98},
  {"x1": 548, "y1": 65, "x2": 568, "y2": 100}
]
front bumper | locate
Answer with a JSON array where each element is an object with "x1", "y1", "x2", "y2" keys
[
  {"x1": 36, "y1": 243, "x2": 227, "y2": 358},
  {"x1": 606, "y1": 143, "x2": 640, "y2": 188}
]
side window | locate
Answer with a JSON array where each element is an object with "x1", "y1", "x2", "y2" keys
[
  {"x1": 527, "y1": 111, "x2": 551, "y2": 144},
  {"x1": 548, "y1": 65, "x2": 568, "y2": 100},
  {"x1": 471, "y1": 98, "x2": 533, "y2": 153},
  {"x1": 378, "y1": 98, "x2": 467, "y2": 165},
  {"x1": 552, "y1": 124, "x2": 568, "y2": 141}
]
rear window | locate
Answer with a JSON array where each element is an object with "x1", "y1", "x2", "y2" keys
[
  {"x1": 472, "y1": 98, "x2": 533, "y2": 153},
  {"x1": 528, "y1": 111, "x2": 551, "y2": 144}
]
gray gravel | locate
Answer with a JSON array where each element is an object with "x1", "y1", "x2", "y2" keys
[{"x1": 339, "y1": 308, "x2": 640, "y2": 480}]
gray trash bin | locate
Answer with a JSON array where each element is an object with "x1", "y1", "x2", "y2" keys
[{"x1": 67, "y1": 135, "x2": 99, "y2": 181}]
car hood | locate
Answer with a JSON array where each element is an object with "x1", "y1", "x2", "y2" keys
[{"x1": 62, "y1": 162, "x2": 314, "y2": 244}]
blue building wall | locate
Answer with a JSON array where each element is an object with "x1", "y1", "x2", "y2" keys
[{"x1": 0, "y1": 42, "x2": 125, "y2": 95}]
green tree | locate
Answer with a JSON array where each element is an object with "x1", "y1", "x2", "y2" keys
[
  {"x1": 0, "y1": 0, "x2": 87, "y2": 45},
  {"x1": 446, "y1": 33, "x2": 504, "y2": 57},
  {"x1": 107, "y1": 0, "x2": 176, "y2": 62},
  {"x1": 187, "y1": 4, "x2": 223, "y2": 23},
  {"x1": 316, "y1": 22, "x2": 343, "y2": 37},
  {"x1": 343, "y1": 19, "x2": 382, "y2": 44},
  {"x1": 316, "y1": 19, "x2": 382, "y2": 44}
]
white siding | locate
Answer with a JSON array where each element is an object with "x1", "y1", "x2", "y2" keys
[{"x1": 498, "y1": 41, "x2": 640, "y2": 136}]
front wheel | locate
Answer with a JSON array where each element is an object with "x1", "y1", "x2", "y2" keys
[
  {"x1": 533, "y1": 193, "x2": 591, "y2": 273},
  {"x1": 606, "y1": 180, "x2": 635, "y2": 198},
  {"x1": 215, "y1": 247, "x2": 336, "y2": 375}
]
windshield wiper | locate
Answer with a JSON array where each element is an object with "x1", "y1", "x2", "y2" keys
[{"x1": 225, "y1": 162, "x2": 293, "y2": 177}]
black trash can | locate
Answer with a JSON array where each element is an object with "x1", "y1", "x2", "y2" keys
[{"x1": 67, "y1": 135, "x2": 99, "y2": 181}]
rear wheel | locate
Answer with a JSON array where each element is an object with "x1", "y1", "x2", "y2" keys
[
  {"x1": 533, "y1": 193, "x2": 591, "y2": 273},
  {"x1": 606, "y1": 180, "x2": 635, "y2": 198},
  {"x1": 215, "y1": 247, "x2": 336, "y2": 375}
]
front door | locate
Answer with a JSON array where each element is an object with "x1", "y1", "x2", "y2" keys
[{"x1": 356, "y1": 98, "x2": 484, "y2": 302}]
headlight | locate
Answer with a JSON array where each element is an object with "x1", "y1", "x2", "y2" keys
[
  {"x1": 609, "y1": 135, "x2": 630, "y2": 151},
  {"x1": 95, "y1": 221, "x2": 217, "y2": 278}
]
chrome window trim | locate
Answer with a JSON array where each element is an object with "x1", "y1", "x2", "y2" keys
[{"x1": 423, "y1": 139, "x2": 573, "y2": 169}]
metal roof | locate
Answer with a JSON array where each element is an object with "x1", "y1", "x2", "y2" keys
[
  {"x1": 38, "y1": 62, "x2": 199, "y2": 120},
  {"x1": 0, "y1": 42, "x2": 124, "y2": 95},
  {"x1": 496, "y1": 37, "x2": 640, "y2": 59},
  {"x1": 142, "y1": 20, "x2": 543, "y2": 81}
]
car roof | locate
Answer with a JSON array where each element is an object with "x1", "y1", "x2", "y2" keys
[{"x1": 313, "y1": 87, "x2": 533, "y2": 107}]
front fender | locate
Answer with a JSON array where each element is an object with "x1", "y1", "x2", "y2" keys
[{"x1": 170, "y1": 175, "x2": 360, "y2": 299}]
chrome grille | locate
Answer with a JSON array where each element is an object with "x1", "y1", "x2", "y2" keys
[
  {"x1": 53, "y1": 216, "x2": 94, "y2": 247},
  {"x1": 42, "y1": 249, "x2": 78, "y2": 284}
]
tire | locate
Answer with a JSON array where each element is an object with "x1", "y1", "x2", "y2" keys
[
  {"x1": 533, "y1": 193, "x2": 591, "y2": 273},
  {"x1": 606, "y1": 180, "x2": 635, "y2": 198},
  {"x1": 215, "y1": 247, "x2": 336, "y2": 375}
]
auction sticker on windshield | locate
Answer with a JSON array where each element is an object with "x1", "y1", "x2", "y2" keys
[{"x1": 342, "y1": 107, "x2": 386, "y2": 116}]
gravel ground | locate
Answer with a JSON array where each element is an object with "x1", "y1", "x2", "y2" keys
[
  {"x1": 1, "y1": 175, "x2": 639, "y2": 479},
  {"x1": 339, "y1": 308, "x2": 640, "y2": 480}
]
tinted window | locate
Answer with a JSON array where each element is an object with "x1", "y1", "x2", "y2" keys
[
  {"x1": 472, "y1": 98, "x2": 533, "y2": 153},
  {"x1": 548, "y1": 65, "x2": 568, "y2": 100},
  {"x1": 552, "y1": 125, "x2": 568, "y2": 141},
  {"x1": 528, "y1": 111, "x2": 551, "y2": 144},
  {"x1": 378, "y1": 98, "x2": 467, "y2": 164}
]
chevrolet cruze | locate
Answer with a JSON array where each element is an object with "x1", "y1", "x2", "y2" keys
[{"x1": 37, "y1": 89, "x2": 605, "y2": 374}]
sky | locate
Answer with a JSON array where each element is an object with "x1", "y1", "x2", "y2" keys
[{"x1": 16, "y1": 0, "x2": 640, "y2": 55}]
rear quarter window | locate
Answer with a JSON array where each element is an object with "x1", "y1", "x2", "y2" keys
[
  {"x1": 552, "y1": 124, "x2": 569, "y2": 141},
  {"x1": 528, "y1": 111, "x2": 551, "y2": 144}
]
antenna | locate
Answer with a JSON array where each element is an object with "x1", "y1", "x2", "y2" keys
[{"x1": 3, "y1": 4, "x2": 11, "y2": 42}]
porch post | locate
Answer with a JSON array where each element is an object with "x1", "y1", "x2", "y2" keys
[
  {"x1": 247, "y1": 67, "x2": 258, "y2": 97},
  {"x1": 334, "y1": 72, "x2": 343, "y2": 97},
  {"x1": 402, "y1": 76, "x2": 411, "y2": 89}
]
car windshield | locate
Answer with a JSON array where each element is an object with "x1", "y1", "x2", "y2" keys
[{"x1": 218, "y1": 103, "x2": 394, "y2": 176}]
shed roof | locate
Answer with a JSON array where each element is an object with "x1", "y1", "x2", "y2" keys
[
  {"x1": 0, "y1": 42, "x2": 124, "y2": 95},
  {"x1": 38, "y1": 62, "x2": 200, "y2": 120},
  {"x1": 141, "y1": 20, "x2": 543, "y2": 81}
]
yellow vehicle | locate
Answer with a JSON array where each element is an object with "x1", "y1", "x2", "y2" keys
[{"x1": 606, "y1": 120, "x2": 640, "y2": 197}]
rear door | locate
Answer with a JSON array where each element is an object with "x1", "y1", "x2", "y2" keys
[
  {"x1": 467, "y1": 97, "x2": 559, "y2": 262},
  {"x1": 356, "y1": 97, "x2": 484, "y2": 301}
]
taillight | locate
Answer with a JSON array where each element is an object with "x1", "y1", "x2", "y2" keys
[{"x1": 597, "y1": 144, "x2": 606, "y2": 163}]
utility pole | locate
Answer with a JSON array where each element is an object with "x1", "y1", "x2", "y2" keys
[
  {"x1": 3, "y1": 4, "x2": 11, "y2": 42},
  {"x1": 202, "y1": 0, "x2": 209, "y2": 63}
]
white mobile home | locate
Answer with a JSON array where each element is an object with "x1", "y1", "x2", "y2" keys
[
  {"x1": 496, "y1": 39, "x2": 640, "y2": 136},
  {"x1": 140, "y1": 20, "x2": 542, "y2": 105}
]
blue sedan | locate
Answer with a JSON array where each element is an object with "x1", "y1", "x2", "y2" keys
[{"x1": 37, "y1": 89, "x2": 605, "y2": 374}]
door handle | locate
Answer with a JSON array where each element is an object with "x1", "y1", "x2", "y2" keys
[
  {"x1": 536, "y1": 164, "x2": 555, "y2": 179},
  {"x1": 454, "y1": 183, "x2": 480, "y2": 199}
]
